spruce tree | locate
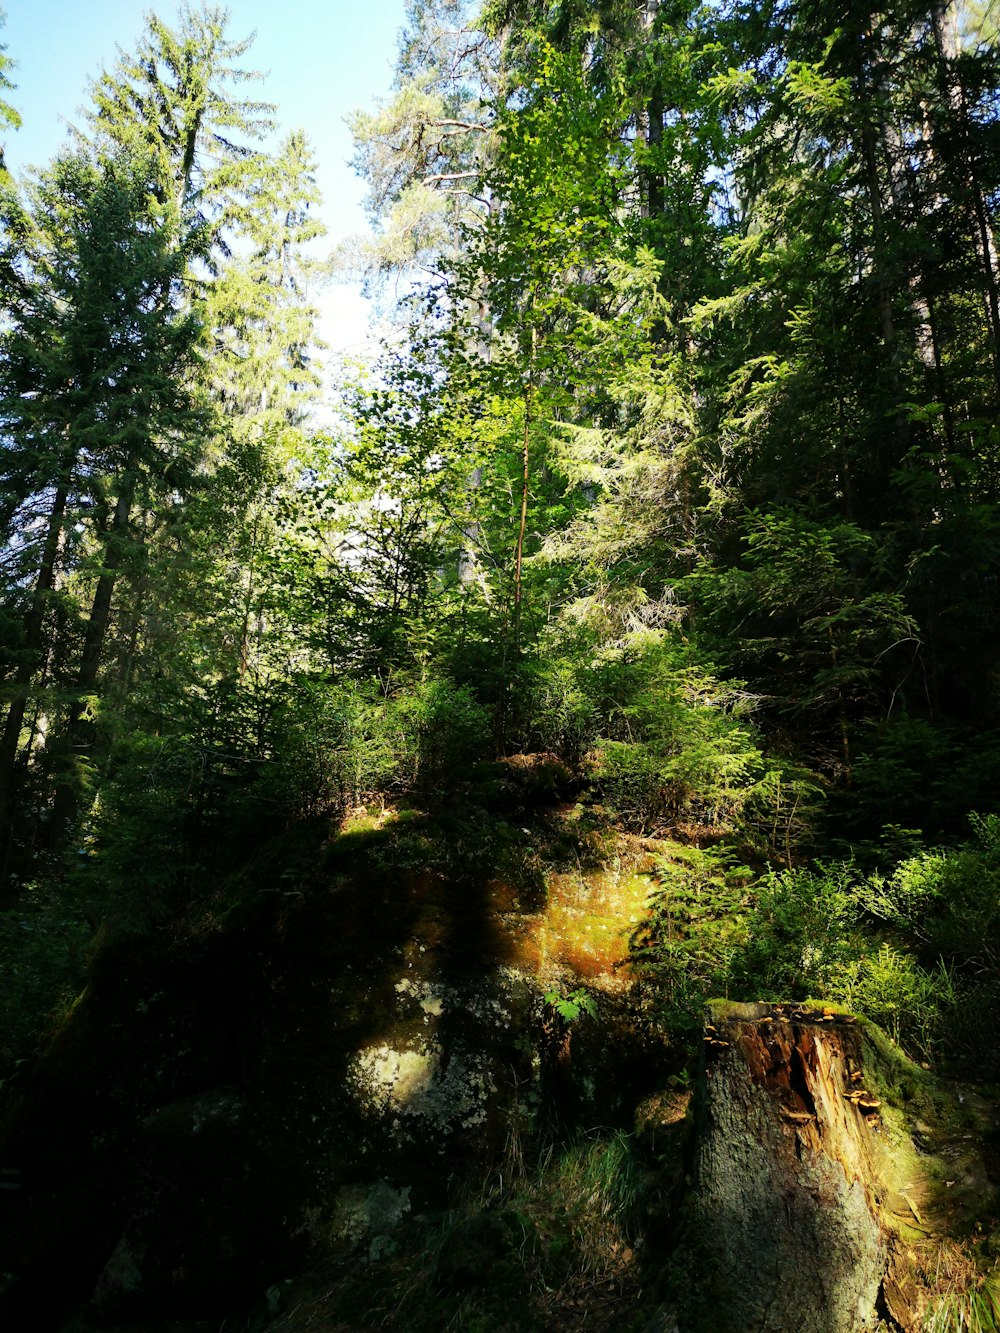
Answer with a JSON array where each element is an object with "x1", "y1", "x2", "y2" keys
[
  {"x1": 0, "y1": 148, "x2": 202, "y2": 878},
  {"x1": 0, "y1": 7, "x2": 20, "y2": 183}
]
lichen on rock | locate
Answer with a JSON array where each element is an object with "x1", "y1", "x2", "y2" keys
[{"x1": 347, "y1": 1039, "x2": 497, "y2": 1134}]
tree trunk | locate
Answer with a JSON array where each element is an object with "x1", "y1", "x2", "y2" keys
[
  {"x1": 932, "y1": 1, "x2": 1000, "y2": 397},
  {"x1": 512, "y1": 317, "x2": 536, "y2": 657},
  {"x1": 48, "y1": 477, "x2": 137, "y2": 850},
  {"x1": 0, "y1": 480, "x2": 70, "y2": 825},
  {"x1": 0, "y1": 472, "x2": 75, "y2": 899},
  {"x1": 690, "y1": 1001, "x2": 921, "y2": 1332},
  {"x1": 643, "y1": 0, "x2": 663, "y2": 222}
]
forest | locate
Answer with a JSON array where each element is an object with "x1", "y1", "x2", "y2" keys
[{"x1": 1, "y1": 0, "x2": 1000, "y2": 1329}]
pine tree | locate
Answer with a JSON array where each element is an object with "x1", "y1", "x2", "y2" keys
[
  {"x1": 205, "y1": 130, "x2": 325, "y2": 427},
  {"x1": 85, "y1": 2, "x2": 274, "y2": 261},
  {"x1": 347, "y1": 0, "x2": 498, "y2": 281},
  {"x1": 0, "y1": 7, "x2": 21, "y2": 183},
  {"x1": 0, "y1": 148, "x2": 202, "y2": 878}
]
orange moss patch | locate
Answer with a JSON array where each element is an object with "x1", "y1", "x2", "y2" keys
[
  {"x1": 484, "y1": 879, "x2": 521, "y2": 914},
  {"x1": 500, "y1": 867, "x2": 653, "y2": 983}
]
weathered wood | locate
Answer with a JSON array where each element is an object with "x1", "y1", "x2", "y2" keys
[{"x1": 691, "y1": 1001, "x2": 917, "y2": 1333}]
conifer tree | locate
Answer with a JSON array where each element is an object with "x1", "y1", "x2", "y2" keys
[
  {"x1": 85, "y1": 2, "x2": 274, "y2": 260},
  {"x1": 0, "y1": 7, "x2": 20, "y2": 183},
  {"x1": 348, "y1": 0, "x2": 498, "y2": 280},
  {"x1": 0, "y1": 148, "x2": 202, "y2": 876},
  {"x1": 205, "y1": 129, "x2": 325, "y2": 427}
]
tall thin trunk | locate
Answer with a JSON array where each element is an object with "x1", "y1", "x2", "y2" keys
[
  {"x1": 0, "y1": 471, "x2": 71, "y2": 834},
  {"x1": 932, "y1": 2, "x2": 1000, "y2": 396},
  {"x1": 238, "y1": 510, "x2": 261, "y2": 679},
  {"x1": 853, "y1": 26, "x2": 912, "y2": 488},
  {"x1": 513, "y1": 321, "x2": 536, "y2": 655},
  {"x1": 48, "y1": 476, "x2": 137, "y2": 849},
  {"x1": 643, "y1": 1, "x2": 663, "y2": 221}
]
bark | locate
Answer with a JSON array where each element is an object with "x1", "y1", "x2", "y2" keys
[
  {"x1": 0, "y1": 463, "x2": 76, "y2": 899},
  {"x1": 48, "y1": 476, "x2": 137, "y2": 849},
  {"x1": 690, "y1": 1001, "x2": 921, "y2": 1332},
  {"x1": 512, "y1": 318, "x2": 536, "y2": 656},
  {"x1": 643, "y1": 0, "x2": 663, "y2": 222},
  {"x1": 932, "y1": 2, "x2": 1000, "y2": 396},
  {"x1": 513, "y1": 388, "x2": 531, "y2": 652},
  {"x1": 0, "y1": 479, "x2": 69, "y2": 833},
  {"x1": 852, "y1": 26, "x2": 912, "y2": 483}
]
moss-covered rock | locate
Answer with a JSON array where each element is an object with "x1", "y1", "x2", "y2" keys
[{"x1": 0, "y1": 799, "x2": 670, "y2": 1331}]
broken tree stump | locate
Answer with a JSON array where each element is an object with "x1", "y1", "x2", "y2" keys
[{"x1": 690, "y1": 1001, "x2": 921, "y2": 1333}]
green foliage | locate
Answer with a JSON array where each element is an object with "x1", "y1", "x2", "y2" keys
[
  {"x1": 391, "y1": 677, "x2": 492, "y2": 789},
  {"x1": 66, "y1": 671, "x2": 494, "y2": 934},
  {"x1": 629, "y1": 842, "x2": 751, "y2": 1035},
  {"x1": 862, "y1": 814, "x2": 1000, "y2": 974},
  {"x1": 0, "y1": 7, "x2": 20, "y2": 179},
  {"x1": 840, "y1": 721, "x2": 1000, "y2": 851},
  {"x1": 691, "y1": 509, "x2": 919, "y2": 738},
  {"x1": 626, "y1": 813, "x2": 1000, "y2": 1067},
  {"x1": 86, "y1": 2, "x2": 275, "y2": 251},
  {"x1": 578, "y1": 632, "x2": 777, "y2": 835},
  {"x1": 0, "y1": 888, "x2": 90, "y2": 1078},
  {"x1": 542, "y1": 987, "x2": 597, "y2": 1024},
  {"x1": 729, "y1": 862, "x2": 864, "y2": 1001},
  {"x1": 5, "y1": 0, "x2": 1000, "y2": 1212},
  {"x1": 724, "y1": 861, "x2": 959, "y2": 1059},
  {"x1": 523, "y1": 652, "x2": 599, "y2": 764},
  {"x1": 851, "y1": 945, "x2": 955, "y2": 1056}
]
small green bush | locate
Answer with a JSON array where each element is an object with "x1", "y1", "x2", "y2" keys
[
  {"x1": 850, "y1": 945, "x2": 954, "y2": 1057},
  {"x1": 390, "y1": 677, "x2": 491, "y2": 790},
  {"x1": 629, "y1": 844, "x2": 751, "y2": 1035},
  {"x1": 579, "y1": 632, "x2": 775, "y2": 834},
  {"x1": 729, "y1": 862, "x2": 864, "y2": 1001}
]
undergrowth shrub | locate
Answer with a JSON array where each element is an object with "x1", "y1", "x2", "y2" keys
[
  {"x1": 629, "y1": 845, "x2": 751, "y2": 1038},
  {"x1": 524, "y1": 653, "x2": 599, "y2": 764},
  {"x1": 849, "y1": 945, "x2": 955, "y2": 1056},
  {"x1": 539, "y1": 631, "x2": 790, "y2": 839},
  {"x1": 631, "y1": 818, "x2": 1000, "y2": 1069},
  {"x1": 857, "y1": 813, "x2": 1000, "y2": 1071},
  {"x1": 729, "y1": 862, "x2": 866, "y2": 1001},
  {"x1": 63, "y1": 673, "x2": 490, "y2": 940},
  {"x1": 0, "y1": 885, "x2": 91, "y2": 1079},
  {"x1": 389, "y1": 677, "x2": 490, "y2": 790},
  {"x1": 729, "y1": 863, "x2": 962, "y2": 1061},
  {"x1": 861, "y1": 813, "x2": 1000, "y2": 973}
]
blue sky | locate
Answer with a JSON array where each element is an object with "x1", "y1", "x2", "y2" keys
[{"x1": 2, "y1": 0, "x2": 410, "y2": 355}]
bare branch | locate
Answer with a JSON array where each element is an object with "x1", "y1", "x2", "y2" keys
[
  {"x1": 431, "y1": 118, "x2": 490, "y2": 132},
  {"x1": 422, "y1": 170, "x2": 480, "y2": 184}
]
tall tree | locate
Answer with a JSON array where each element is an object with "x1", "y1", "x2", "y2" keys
[
  {"x1": 0, "y1": 7, "x2": 20, "y2": 183},
  {"x1": 0, "y1": 148, "x2": 202, "y2": 875},
  {"x1": 85, "y1": 2, "x2": 274, "y2": 259},
  {"x1": 347, "y1": 0, "x2": 498, "y2": 282}
]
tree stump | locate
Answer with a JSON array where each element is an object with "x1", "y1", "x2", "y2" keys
[{"x1": 691, "y1": 1001, "x2": 918, "y2": 1333}]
